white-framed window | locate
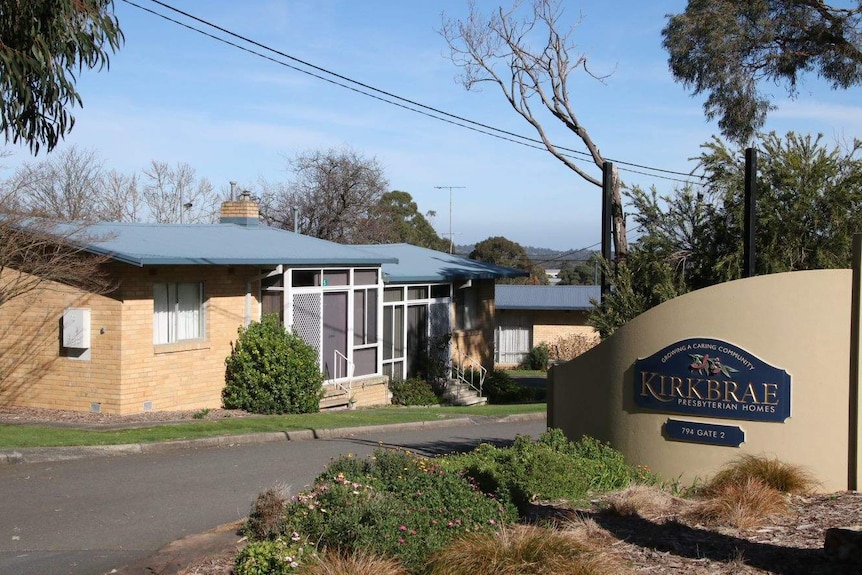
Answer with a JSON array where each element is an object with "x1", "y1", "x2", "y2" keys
[
  {"x1": 353, "y1": 288, "x2": 378, "y2": 346},
  {"x1": 153, "y1": 282, "x2": 205, "y2": 344},
  {"x1": 455, "y1": 285, "x2": 478, "y2": 331}
]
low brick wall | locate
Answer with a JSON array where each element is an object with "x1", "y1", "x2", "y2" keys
[{"x1": 351, "y1": 376, "x2": 391, "y2": 408}]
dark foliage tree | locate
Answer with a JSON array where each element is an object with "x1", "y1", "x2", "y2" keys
[
  {"x1": 590, "y1": 131, "x2": 862, "y2": 337},
  {"x1": 470, "y1": 236, "x2": 548, "y2": 284},
  {"x1": 663, "y1": 0, "x2": 862, "y2": 144},
  {"x1": 442, "y1": 0, "x2": 628, "y2": 261},
  {"x1": 557, "y1": 257, "x2": 599, "y2": 285},
  {"x1": 371, "y1": 190, "x2": 449, "y2": 251},
  {"x1": 0, "y1": 0, "x2": 123, "y2": 154}
]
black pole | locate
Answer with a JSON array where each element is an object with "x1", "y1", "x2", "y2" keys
[
  {"x1": 743, "y1": 148, "x2": 757, "y2": 278},
  {"x1": 601, "y1": 161, "x2": 613, "y2": 300}
]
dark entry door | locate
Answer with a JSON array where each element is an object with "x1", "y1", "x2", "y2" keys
[
  {"x1": 323, "y1": 292, "x2": 348, "y2": 379},
  {"x1": 406, "y1": 304, "x2": 428, "y2": 379}
]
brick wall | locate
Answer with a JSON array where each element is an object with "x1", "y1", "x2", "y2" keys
[
  {"x1": 0, "y1": 266, "x2": 123, "y2": 413},
  {"x1": 219, "y1": 198, "x2": 259, "y2": 220},
  {"x1": 451, "y1": 279, "x2": 495, "y2": 372},
  {"x1": 530, "y1": 310, "x2": 597, "y2": 346},
  {"x1": 350, "y1": 376, "x2": 390, "y2": 408},
  {"x1": 116, "y1": 264, "x2": 259, "y2": 414},
  {"x1": 1, "y1": 264, "x2": 261, "y2": 415}
]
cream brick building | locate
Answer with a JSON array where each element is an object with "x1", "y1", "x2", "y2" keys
[{"x1": 0, "y1": 199, "x2": 523, "y2": 414}]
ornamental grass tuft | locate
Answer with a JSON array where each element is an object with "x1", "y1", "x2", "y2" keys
[
  {"x1": 299, "y1": 550, "x2": 408, "y2": 575},
  {"x1": 685, "y1": 476, "x2": 789, "y2": 529},
  {"x1": 700, "y1": 454, "x2": 817, "y2": 496},
  {"x1": 426, "y1": 524, "x2": 630, "y2": 575}
]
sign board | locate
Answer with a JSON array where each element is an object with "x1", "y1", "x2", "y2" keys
[
  {"x1": 634, "y1": 338, "x2": 791, "y2": 422},
  {"x1": 664, "y1": 418, "x2": 745, "y2": 447}
]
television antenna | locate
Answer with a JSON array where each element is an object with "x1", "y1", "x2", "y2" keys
[{"x1": 434, "y1": 185, "x2": 465, "y2": 253}]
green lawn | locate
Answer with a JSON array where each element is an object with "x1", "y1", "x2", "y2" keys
[{"x1": 0, "y1": 403, "x2": 546, "y2": 448}]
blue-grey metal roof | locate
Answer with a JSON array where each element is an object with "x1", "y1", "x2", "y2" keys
[
  {"x1": 495, "y1": 285, "x2": 601, "y2": 311},
  {"x1": 355, "y1": 243, "x2": 529, "y2": 283},
  {"x1": 60, "y1": 222, "x2": 397, "y2": 267}
]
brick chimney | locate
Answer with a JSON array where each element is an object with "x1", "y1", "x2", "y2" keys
[{"x1": 219, "y1": 190, "x2": 259, "y2": 227}]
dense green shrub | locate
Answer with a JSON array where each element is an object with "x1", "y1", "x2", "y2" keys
[
  {"x1": 256, "y1": 449, "x2": 517, "y2": 572},
  {"x1": 389, "y1": 377, "x2": 441, "y2": 406},
  {"x1": 223, "y1": 314, "x2": 323, "y2": 414},
  {"x1": 521, "y1": 343, "x2": 550, "y2": 371},
  {"x1": 482, "y1": 370, "x2": 534, "y2": 404},
  {"x1": 443, "y1": 429, "x2": 657, "y2": 512}
]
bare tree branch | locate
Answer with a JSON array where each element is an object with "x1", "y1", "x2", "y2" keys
[
  {"x1": 0, "y1": 211, "x2": 116, "y2": 309},
  {"x1": 142, "y1": 161, "x2": 218, "y2": 223},
  {"x1": 259, "y1": 147, "x2": 389, "y2": 243},
  {"x1": 441, "y1": 0, "x2": 628, "y2": 259}
]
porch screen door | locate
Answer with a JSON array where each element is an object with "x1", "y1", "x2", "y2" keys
[
  {"x1": 406, "y1": 304, "x2": 428, "y2": 379},
  {"x1": 323, "y1": 292, "x2": 348, "y2": 380}
]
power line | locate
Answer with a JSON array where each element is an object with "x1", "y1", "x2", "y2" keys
[
  {"x1": 118, "y1": 2, "x2": 626, "y2": 173},
  {"x1": 123, "y1": 0, "x2": 703, "y2": 186},
  {"x1": 529, "y1": 223, "x2": 647, "y2": 266}
]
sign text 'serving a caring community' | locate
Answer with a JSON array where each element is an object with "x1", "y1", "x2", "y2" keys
[{"x1": 634, "y1": 338, "x2": 791, "y2": 423}]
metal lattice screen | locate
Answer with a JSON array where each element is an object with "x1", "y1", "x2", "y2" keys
[
  {"x1": 293, "y1": 292, "x2": 322, "y2": 365},
  {"x1": 429, "y1": 301, "x2": 452, "y2": 369},
  {"x1": 429, "y1": 302, "x2": 450, "y2": 338}
]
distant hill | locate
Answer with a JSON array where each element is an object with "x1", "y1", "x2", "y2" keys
[{"x1": 455, "y1": 244, "x2": 596, "y2": 270}]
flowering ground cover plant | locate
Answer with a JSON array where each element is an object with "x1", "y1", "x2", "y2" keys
[
  {"x1": 241, "y1": 448, "x2": 517, "y2": 573},
  {"x1": 238, "y1": 432, "x2": 659, "y2": 574}
]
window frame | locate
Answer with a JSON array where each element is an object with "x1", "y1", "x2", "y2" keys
[
  {"x1": 153, "y1": 281, "x2": 206, "y2": 345},
  {"x1": 455, "y1": 285, "x2": 478, "y2": 331}
]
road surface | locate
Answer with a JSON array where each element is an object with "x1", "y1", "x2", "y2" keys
[{"x1": 0, "y1": 418, "x2": 545, "y2": 575}]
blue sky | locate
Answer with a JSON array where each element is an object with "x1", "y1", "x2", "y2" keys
[{"x1": 4, "y1": 0, "x2": 861, "y2": 250}]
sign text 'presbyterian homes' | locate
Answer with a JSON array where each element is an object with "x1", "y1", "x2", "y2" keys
[{"x1": 634, "y1": 338, "x2": 791, "y2": 423}]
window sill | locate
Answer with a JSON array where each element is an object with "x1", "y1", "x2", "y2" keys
[{"x1": 154, "y1": 339, "x2": 210, "y2": 355}]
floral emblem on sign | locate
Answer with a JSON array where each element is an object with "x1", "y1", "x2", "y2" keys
[{"x1": 689, "y1": 354, "x2": 739, "y2": 377}]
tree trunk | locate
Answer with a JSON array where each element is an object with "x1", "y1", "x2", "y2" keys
[{"x1": 610, "y1": 165, "x2": 628, "y2": 262}]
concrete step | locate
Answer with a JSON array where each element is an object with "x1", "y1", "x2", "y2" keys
[
  {"x1": 443, "y1": 388, "x2": 480, "y2": 400},
  {"x1": 442, "y1": 380, "x2": 486, "y2": 406},
  {"x1": 320, "y1": 386, "x2": 350, "y2": 410},
  {"x1": 447, "y1": 394, "x2": 487, "y2": 406}
]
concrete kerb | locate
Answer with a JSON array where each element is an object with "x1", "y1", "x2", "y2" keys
[{"x1": 0, "y1": 411, "x2": 546, "y2": 465}]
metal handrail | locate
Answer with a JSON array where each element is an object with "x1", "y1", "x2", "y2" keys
[
  {"x1": 332, "y1": 349, "x2": 354, "y2": 394},
  {"x1": 451, "y1": 349, "x2": 487, "y2": 396}
]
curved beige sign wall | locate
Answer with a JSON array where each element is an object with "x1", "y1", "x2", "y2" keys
[{"x1": 548, "y1": 269, "x2": 853, "y2": 492}]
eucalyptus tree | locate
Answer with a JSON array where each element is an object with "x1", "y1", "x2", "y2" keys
[
  {"x1": 0, "y1": 0, "x2": 123, "y2": 154},
  {"x1": 663, "y1": 0, "x2": 862, "y2": 144}
]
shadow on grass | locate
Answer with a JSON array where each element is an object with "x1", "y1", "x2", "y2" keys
[
  {"x1": 584, "y1": 509, "x2": 852, "y2": 575},
  {"x1": 509, "y1": 376, "x2": 547, "y2": 390}
]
